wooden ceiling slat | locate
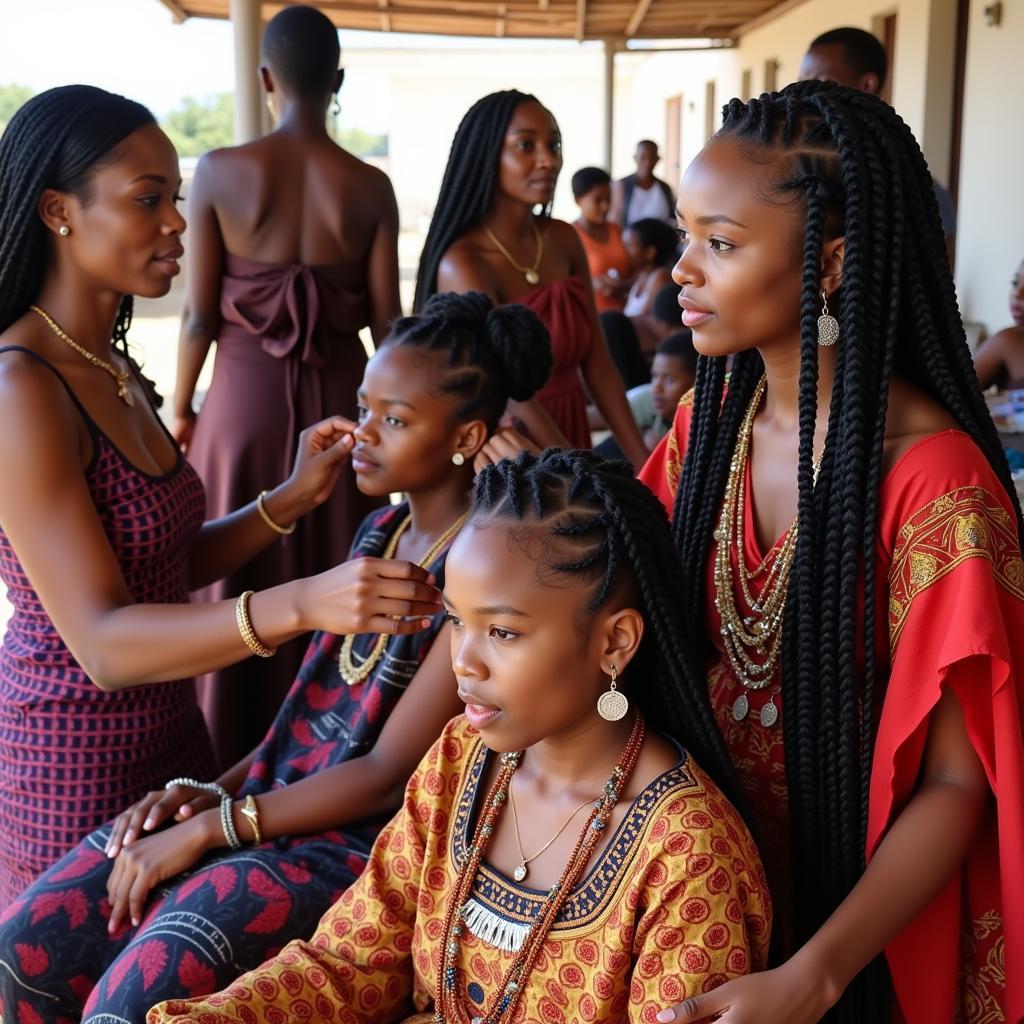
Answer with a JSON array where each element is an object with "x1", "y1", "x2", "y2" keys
[{"x1": 162, "y1": 0, "x2": 780, "y2": 38}]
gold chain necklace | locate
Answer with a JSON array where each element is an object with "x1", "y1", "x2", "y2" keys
[
  {"x1": 713, "y1": 376, "x2": 822, "y2": 727},
  {"x1": 507, "y1": 779, "x2": 595, "y2": 883},
  {"x1": 30, "y1": 305, "x2": 133, "y2": 407},
  {"x1": 482, "y1": 219, "x2": 543, "y2": 286},
  {"x1": 338, "y1": 511, "x2": 467, "y2": 686}
]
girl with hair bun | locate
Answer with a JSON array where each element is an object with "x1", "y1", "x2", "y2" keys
[
  {"x1": 0, "y1": 292, "x2": 551, "y2": 1023},
  {"x1": 416, "y1": 91, "x2": 648, "y2": 467},
  {"x1": 642, "y1": 82, "x2": 1024, "y2": 1023},
  {"x1": 0, "y1": 84, "x2": 431, "y2": 902}
]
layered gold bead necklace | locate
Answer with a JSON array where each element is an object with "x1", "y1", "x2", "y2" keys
[{"x1": 713, "y1": 376, "x2": 822, "y2": 727}]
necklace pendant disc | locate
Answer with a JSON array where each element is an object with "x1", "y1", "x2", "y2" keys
[
  {"x1": 524, "y1": 269, "x2": 540, "y2": 285},
  {"x1": 513, "y1": 863, "x2": 528, "y2": 882},
  {"x1": 732, "y1": 692, "x2": 749, "y2": 722},
  {"x1": 759, "y1": 696, "x2": 779, "y2": 728}
]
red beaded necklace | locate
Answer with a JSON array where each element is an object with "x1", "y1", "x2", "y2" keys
[{"x1": 434, "y1": 715, "x2": 646, "y2": 1024}]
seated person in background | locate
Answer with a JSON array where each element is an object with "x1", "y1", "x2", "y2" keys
[
  {"x1": 149, "y1": 450, "x2": 770, "y2": 1024},
  {"x1": 622, "y1": 218, "x2": 678, "y2": 319},
  {"x1": 594, "y1": 330, "x2": 697, "y2": 457},
  {"x1": 611, "y1": 139, "x2": 676, "y2": 226},
  {"x1": 632, "y1": 281, "x2": 686, "y2": 362},
  {"x1": 599, "y1": 311, "x2": 650, "y2": 391},
  {"x1": 974, "y1": 257, "x2": 1024, "y2": 389},
  {"x1": 572, "y1": 166, "x2": 632, "y2": 313}
]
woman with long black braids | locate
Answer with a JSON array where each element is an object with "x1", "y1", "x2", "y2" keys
[
  {"x1": 641, "y1": 82, "x2": 1024, "y2": 1023},
  {"x1": 415, "y1": 90, "x2": 649, "y2": 467}
]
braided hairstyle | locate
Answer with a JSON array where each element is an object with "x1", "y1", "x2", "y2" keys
[
  {"x1": 385, "y1": 291, "x2": 553, "y2": 430},
  {"x1": 0, "y1": 86, "x2": 154, "y2": 362},
  {"x1": 672, "y1": 80, "x2": 1022, "y2": 1019},
  {"x1": 413, "y1": 90, "x2": 551, "y2": 311},
  {"x1": 470, "y1": 448, "x2": 742, "y2": 806}
]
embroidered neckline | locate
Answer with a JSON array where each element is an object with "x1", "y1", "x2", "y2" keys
[{"x1": 450, "y1": 733, "x2": 696, "y2": 936}]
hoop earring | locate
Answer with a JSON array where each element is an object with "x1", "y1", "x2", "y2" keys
[
  {"x1": 817, "y1": 291, "x2": 839, "y2": 347},
  {"x1": 331, "y1": 96, "x2": 341, "y2": 117},
  {"x1": 597, "y1": 665, "x2": 629, "y2": 722},
  {"x1": 451, "y1": 452, "x2": 465, "y2": 466}
]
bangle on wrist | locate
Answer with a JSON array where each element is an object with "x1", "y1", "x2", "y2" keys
[
  {"x1": 220, "y1": 796, "x2": 243, "y2": 850},
  {"x1": 257, "y1": 489, "x2": 296, "y2": 536},
  {"x1": 235, "y1": 590, "x2": 277, "y2": 658},
  {"x1": 240, "y1": 794, "x2": 263, "y2": 845}
]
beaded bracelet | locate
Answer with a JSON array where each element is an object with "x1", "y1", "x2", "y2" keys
[
  {"x1": 235, "y1": 590, "x2": 277, "y2": 658},
  {"x1": 219, "y1": 795, "x2": 243, "y2": 850},
  {"x1": 256, "y1": 490, "x2": 296, "y2": 536},
  {"x1": 164, "y1": 777, "x2": 229, "y2": 801}
]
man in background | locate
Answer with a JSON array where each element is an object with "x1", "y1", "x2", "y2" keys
[
  {"x1": 611, "y1": 139, "x2": 676, "y2": 227},
  {"x1": 799, "y1": 26, "x2": 957, "y2": 261}
]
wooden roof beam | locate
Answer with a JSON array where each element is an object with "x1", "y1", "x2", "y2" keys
[
  {"x1": 378, "y1": 0, "x2": 392, "y2": 31},
  {"x1": 157, "y1": 0, "x2": 189, "y2": 22},
  {"x1": 625, "y1": 0, "x2": 654, "y2": 37},
  {"x1": 575, "y1": 0, "x2": 586, "y2": 40}
]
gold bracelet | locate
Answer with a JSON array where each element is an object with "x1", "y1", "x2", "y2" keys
[
  {"x1": 240, "y1": 794, "x2": 263, "y2": 844},
  {"x1": 235, "y1": 590, "x2": 277, "y2": 658},
  {"x1": 256, "y1": 490, "x2": 296, "y2": 536}
]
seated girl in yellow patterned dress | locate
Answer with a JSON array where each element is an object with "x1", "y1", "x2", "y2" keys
[{"x1": 149, "y1": 450, "x2": 770, "y2": 1024}]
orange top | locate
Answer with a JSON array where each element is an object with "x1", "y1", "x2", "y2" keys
[{"x1": 575, "y1": 222, "x2": 631, "y2": 313}]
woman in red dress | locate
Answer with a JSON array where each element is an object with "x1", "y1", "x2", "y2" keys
[
  {"x1": 414, "y1": 90, "x2": 648, "y2": 467},
  {"x1": 642, "y1": 83, "x2": 1024, "y2": 1024}
]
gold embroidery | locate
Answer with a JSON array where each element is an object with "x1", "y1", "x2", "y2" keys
[
  {"x1": 678, "y1": 387, "x2": 694, "y2": 408},
  {"x1": 957, "y1": 910, "x2": 1005, "y2": 1024},
  {"x1": 665, "y1": 426, "x2": 682, "y2": 497},
  {"x1": 910, "y1": 551, "x2": 939, "y2": 585},
  {"x1": 889, "y1": 487, "x2": 1024, "y2": 651},
  {"x1": 955, "y1": 513, "x2": 989, "y2": 552}
]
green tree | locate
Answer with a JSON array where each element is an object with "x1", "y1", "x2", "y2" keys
[
  {"x1": 0, "y1": 84, "x2": 34, "y2": 134},
  {"x1": 161, "y1": 93, "x2": 235, "y2": 158}
]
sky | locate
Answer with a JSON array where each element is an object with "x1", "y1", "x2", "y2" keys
[{"x1": 0, "y1": 0, "x2": 591, "y2": 128}]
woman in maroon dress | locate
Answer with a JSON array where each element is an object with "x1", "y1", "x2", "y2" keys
[
  {"x1": 0, "y1": 85, "x2": 437, "y2": 903},
  {"x1": 414, "y1": 90, "x2": 648, "y2": 467},
  {"x1": 172, "y1": 7, "x2": 402, "y2": 767}
]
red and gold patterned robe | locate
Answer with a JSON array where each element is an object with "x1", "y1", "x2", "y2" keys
[
  {"x1": 638, "y1": 394, "x2": 1024, "y2": 1024},
  {"x1": 148, "y1": 716, "x2": 771, "y2": 1023}
]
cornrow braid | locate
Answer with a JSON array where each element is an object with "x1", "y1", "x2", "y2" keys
[
  {"x1": 472, "y1": 449, "x2": 743, "y2": 809},
  {"x1": 0, "y1": 85, "x2": 162, "y2": 405},
  {"x1": 413, "y1": 90, "x2": 550, "y2": 312},
  {"x1": 385, "y1": 291, "x2": 552, "y2": 430},
  {"x1": 672, "y1": 80, "x2": 1023, "y2": 1021}
]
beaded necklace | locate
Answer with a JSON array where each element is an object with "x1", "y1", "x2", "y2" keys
[
  {"x1": 713, "y1": 376, "x2": 822, "y2": 727},
  {"x1": 338, "y1": 512, "x2": 467, "y2": 686},
  {"x1": 434, "y1": 715, "x2": 645, "y2": 1024}
]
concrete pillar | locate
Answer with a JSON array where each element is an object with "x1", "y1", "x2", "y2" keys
[
  {"x1": 603, "y1": 38, "x2": 618, "y2": 170},
  {"x1": 231, "y1": 0, "x2": 263, "y2": 143}
]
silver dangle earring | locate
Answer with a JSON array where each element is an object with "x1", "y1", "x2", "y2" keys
[
  {"x1": 451, "y1": 452, "x2": 465, "y2": 466},
  {"x1": 331, "y1": 96, "x2": 341, "y2": 117},
  {"x1": 817, "y1": 291, "x2": 839, "y2": 347},
  {"x1": 597, "y1": 665, "x2": 629, "y2": 722}
]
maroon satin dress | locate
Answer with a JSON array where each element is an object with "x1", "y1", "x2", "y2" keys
[
  {"x1": 517, "y1": 275, "x2": 593, "y2": 448},
  {"x1": 188, "y1": 253, "x2": 382, "y2": 768}
]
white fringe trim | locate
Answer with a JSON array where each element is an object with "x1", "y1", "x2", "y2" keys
[{"x1": 461, "y1": 898, "x2": 531, "y2": 953}]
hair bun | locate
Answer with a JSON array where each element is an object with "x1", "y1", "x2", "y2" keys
[{"x1": 483, "y1": 302, "x2": 554, "y2": 401}]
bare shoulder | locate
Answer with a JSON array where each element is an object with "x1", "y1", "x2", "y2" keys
[
  {"x1": 544, "y1": 216, "x2": 585, "y2": 252},
  {"x1": 882, "y1": 376, "x2": 962, "y2": 473},
  {"x1": 438, "y1": 235, "x2": 500, "y2": 297},
  {"x1": 0, "y1": 343, "x2": 81, "y2": 455}
]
